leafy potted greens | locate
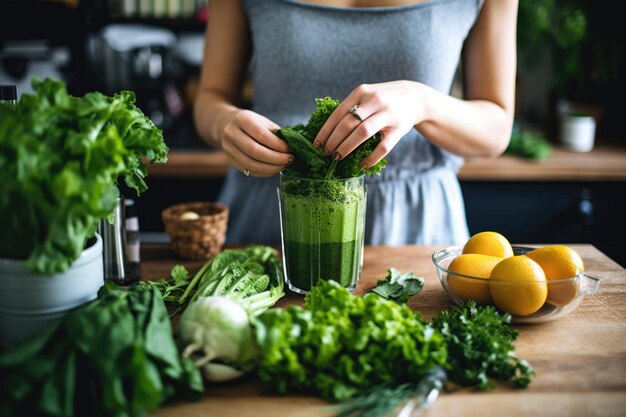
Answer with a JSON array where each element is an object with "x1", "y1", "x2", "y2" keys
[{"x1": 0, "y1": 77, "x2": 168, "y2": 346}]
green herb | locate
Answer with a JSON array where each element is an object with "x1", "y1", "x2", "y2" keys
[
  {"x1": 431, "y1": 300, "x2": 535, "y2": 389},
  {"x1": 0, "y1": 282, "x2": 203, "y2": 417},
  {"x1": 330, "y1": 367, "x2": 447, "y2": 417},
  {"x1": 276, "y1": 97, "x2": 387, "y2": 180},
  {"x1": 505, "y1": 125, "x2": 552, "y2": 160},
  {"x1": 142, "y1": 264, "x2": 191, "y2": 317},
  {"x1": 369, "y1": 268, "x2": 424, "y2": 303},
  {"x1": 0, "y1": 77, "x2": 167, "y2": 274},
  {"x1": 253, "y1": 280, "x2": 448, "y2": 402}
]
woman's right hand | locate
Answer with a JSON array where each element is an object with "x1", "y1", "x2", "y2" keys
[{"x1": 221, "y1": 109, "x2": 293, "y2": 177}]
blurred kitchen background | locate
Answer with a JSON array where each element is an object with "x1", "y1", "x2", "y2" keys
[{"x1": 2, "y1": 0, "x2": 625, "y2": 265}]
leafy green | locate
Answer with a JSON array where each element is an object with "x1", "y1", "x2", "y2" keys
[
  {"x1": 505, "y1": 125, "x2": 552, "y2": 160},
  {"x1": 253, "y1": 280, "x2": 447, "y2": 402},
  {"x1": 330, "y1": 367, "x2": 447, "y2": 417},
  {"x1": 369, "y1": 268, "x2": 424, "y2": 304},
  {"x1": 141, "y1": 265, "x2": 191, "y2": 317},
  {"x1": 0, "y1": 77, "x2": 167, "y2": 274},
  {"x1": 147, "y1": 246, "x2": 285, "y2": 317},
  {"x1": 0, "y1": 282, "x2": 203, "y2": 417},
  {"x1": 277, "y1": 97, "x2": 387, "y2": 180},
  {"x1": 431, "y1": 300, "x2": 535, "y2": 389},
  {"x1": 275, "y1": 127, "x2": 328, "y2": 178}
]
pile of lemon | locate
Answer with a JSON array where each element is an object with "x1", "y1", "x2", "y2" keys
[{"x1": 447, "y1": 231, "x2": 584, "y2": 316}]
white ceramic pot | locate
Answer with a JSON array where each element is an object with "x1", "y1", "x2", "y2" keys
[{"x1": 0, "y1": 234, "x2": 104, "y2": 347}]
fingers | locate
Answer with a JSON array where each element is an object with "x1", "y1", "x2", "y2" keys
[
  {"x1": 223, "y1": 110, "x2": 293, "y2": 177},
  {"x1": 314, "y1": 85, "x2": 390, "y2": 159},
  {"x1": 314, "y1": 87, "x2": 368, "y2": 150}
]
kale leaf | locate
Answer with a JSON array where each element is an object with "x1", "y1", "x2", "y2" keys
[{"x1": 277, "y1": 97, "x2": 387, "y2": 179}]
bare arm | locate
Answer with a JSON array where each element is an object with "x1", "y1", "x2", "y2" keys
[
  {"x1": 417, "y1": 0, "x2": 519, "y2": 158},
  {"x1": 193, "y1": 0, "x2": 291, "y2": 176}
]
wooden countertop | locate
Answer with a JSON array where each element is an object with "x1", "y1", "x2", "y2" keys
[
  {"x1": 147, "y1": 144, "x2": 626, "y2": 181},
  {"x1": 143, "y1": 243, "x2": 626, "y2": 417}
]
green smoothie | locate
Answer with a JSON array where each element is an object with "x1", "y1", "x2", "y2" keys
[{"x1": 279, "y1": 174, "x2": 366, "y2": 293}]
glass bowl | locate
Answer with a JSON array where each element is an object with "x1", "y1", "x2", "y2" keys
[{"x1": 432, "y1": 246, "x2": 601, "y2": 324}]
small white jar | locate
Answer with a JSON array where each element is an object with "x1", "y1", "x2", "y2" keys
[{"x1": 560, "y1": 113, "x2": 596, "y2": 152}]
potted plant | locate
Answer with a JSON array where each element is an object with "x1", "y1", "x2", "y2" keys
[
  {"x1": 516, "y1": 0, "x2": 589, "y2": 145},
  {"x1": 0, "y1": 77, "x2": 168, "y2": 346}
]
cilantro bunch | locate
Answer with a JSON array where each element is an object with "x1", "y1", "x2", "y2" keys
[
  {"x1": 276, "y1": 97, "x2": 387, "y2": 179},
  {"x1": 0, "y1": 78, "x2": 168, "y2": 274}
]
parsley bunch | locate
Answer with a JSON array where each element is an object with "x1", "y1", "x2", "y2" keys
[{"x1": 432, "y1": 300, "x2": 535, "y2": 389}]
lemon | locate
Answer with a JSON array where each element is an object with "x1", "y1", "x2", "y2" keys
[
  {"x1": 489, "y1": 255, "x2": 547, "y2": 316},
  {"x1": 526, "y1": 245, "x2": 584, "y2": 306},
  {"x1": 447, "y1": 254, "x2": 502, "y2": 305},
  {"x1": 462, "y1": 231, "x2": 514, "y2": 258}
]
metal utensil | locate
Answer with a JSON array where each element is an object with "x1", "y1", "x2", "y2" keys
[{"x1": 397, "y1": 367, "x2": 447, "y2": 417}]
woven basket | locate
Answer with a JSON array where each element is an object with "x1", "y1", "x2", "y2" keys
[{"x1": 162, "y1": 202, "x2": 229, "y2": 260}]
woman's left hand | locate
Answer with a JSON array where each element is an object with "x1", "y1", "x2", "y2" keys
[{"x1": 314, "y1": 81, "x2": 427, "y2": 169}]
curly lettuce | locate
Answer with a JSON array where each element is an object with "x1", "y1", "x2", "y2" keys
[
  {"x1": 253, "y1": 280, "x2": 447, "y2": 402},
  {"x1": 0, "y1": 77, "x2": 168, "y2": 274}
]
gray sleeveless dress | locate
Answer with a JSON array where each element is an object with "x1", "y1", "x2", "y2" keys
[{"x1": 217, "y1": 0, "x2": 480, "y2": 245}]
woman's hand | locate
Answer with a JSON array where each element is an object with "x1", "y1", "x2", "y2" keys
[
  {"x1": 221, "y1": 109, "x2": 293, "y2": 177},
  {"x1": 314, "y1": 81, "x2": 427, "y2": 169}
]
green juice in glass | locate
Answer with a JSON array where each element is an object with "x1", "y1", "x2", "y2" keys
[{"x1": 278, "y1": 173, "x2": 366, "y2": 293}]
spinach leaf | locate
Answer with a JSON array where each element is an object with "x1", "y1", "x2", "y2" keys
[
  {"x1": 0, "y1": 283, "x2": 203, "y2": 417},
  {"x1": 369, "y1": 268, "x2": 424, "y2": 303}
]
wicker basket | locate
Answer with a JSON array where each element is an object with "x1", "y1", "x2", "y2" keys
[{"x1": 161, "y1": 201, "x2": 229, "y2": 260}]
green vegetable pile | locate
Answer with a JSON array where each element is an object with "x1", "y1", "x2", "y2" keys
[
  {"x1": 0, "y1": 282, "x2": 203, "y2": 417},
  {"x1": 144, "y1": 246, "x2": 285, "y2": 384},
  {"x1": 253, "y1": 280, "x2": 448, "y2": 402},
  {"x1": 276, "y1": 97, "x2": 387, "y2": 180},
  {"x1": 253, "y1": 280, "x2": 534, "y2": 405},
  {"x1": 0, "y1": 77, "x2": 168, "y2": 274}
]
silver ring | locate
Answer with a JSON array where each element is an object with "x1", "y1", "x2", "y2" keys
[
  {"x1": 349, "y1": 104, "x2": 363, "y2": 122},
  {"x1": 243, "y1": 169, "x2": 250, "y2": 177}
]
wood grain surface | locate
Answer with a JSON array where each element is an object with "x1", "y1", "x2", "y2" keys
[
  {"x1": 146, "y1": 144, "x2": 626, "y2": 181},
  {"x1": 143, "y1": 243, "x2": 626, "y2": 417}
]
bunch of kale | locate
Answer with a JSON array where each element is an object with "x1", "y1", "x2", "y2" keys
[{"x1": 276, "y1": 97, "x2": 387, "y2": 179}]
